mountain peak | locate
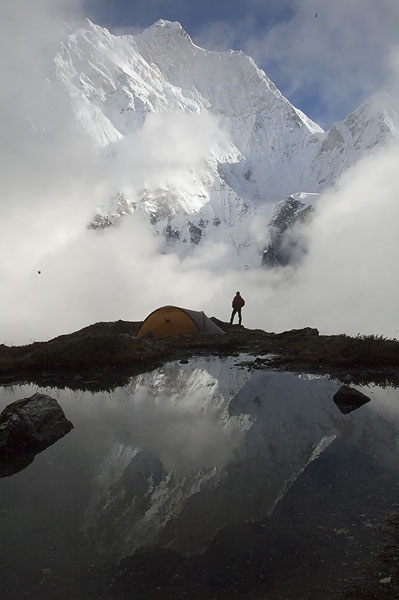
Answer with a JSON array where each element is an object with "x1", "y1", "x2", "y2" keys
[
  {"x1": 148, "y1": 19, "x2": 192, "y2": 40},
  {"x1": 151, "y1": 19, "x2": 184, "y2": 30},
  {"x1": 51, "y1": 19, "x2": 399, "y2": 267}
]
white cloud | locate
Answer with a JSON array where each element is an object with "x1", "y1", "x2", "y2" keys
[
  {"x1": 236, "y1": 141, "x2": 399, "y2": 339},
  {"x1": 290, "y1": 141, "x2": 399, "y2": 337},
  {"x1": 109, "y1": 110, "x2": 228, "y2": 191}
]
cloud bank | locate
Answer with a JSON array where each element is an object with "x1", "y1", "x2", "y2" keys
[
  {"x1": 261, "y1": 141, "x2": 399, "y2": 338},
  {"x1": 2, "y1": 140, "x2": 398, "y2": 344}
]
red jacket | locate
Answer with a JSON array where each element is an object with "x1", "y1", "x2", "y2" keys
[{"x1": 232, "y1": 294, "x2": 245, "y2": 309}]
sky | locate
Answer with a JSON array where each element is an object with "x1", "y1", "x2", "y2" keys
[
  {"x1": 0, "y1": 0, "x2": 399, "y2": 345},
  {"x1": 82, "y1": 0, "x2": 399, "y2": 129}
]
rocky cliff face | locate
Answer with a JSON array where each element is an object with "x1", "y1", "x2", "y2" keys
[
  {"x1": 51, "y1": 20, "x2": 399, "y2": 266},
  {"x1": 261, "y1": 193, "x2": 317, "y2": 267}
]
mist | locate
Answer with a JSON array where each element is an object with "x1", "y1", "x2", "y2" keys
[
  {"x1": 1, "y1": 1, "x2": 398, "y2": 345},
  {"x1": 2, "y1": 140, "x2": 398, "y2": 344},
  {"x1": 258, "y1": 141, "x2": 399, "y2": 339}
]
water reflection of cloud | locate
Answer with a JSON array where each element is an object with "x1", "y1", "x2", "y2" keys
[
  {"x1": 98, "y1": 386, "x2": 249, "y2": 473},
  {"x1": 2, "y1": 358, "x2": 399, "y2": 563}
]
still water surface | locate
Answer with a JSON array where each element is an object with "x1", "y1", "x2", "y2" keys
[{"x1": 1, "y1": 356, "x2": 399, "y2": 599}]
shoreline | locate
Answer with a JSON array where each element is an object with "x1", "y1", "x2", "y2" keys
[{"x1": 1, "y1": 320, "x2": 399, "y2": 391}]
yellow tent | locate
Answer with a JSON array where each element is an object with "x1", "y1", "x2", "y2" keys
[{"x1": 136, "y1": 306, "x2": 225, "y2": 338}]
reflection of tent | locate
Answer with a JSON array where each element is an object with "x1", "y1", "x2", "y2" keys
[{"x1": 136, "y1": 306, "x2": 225, "y2": 338}]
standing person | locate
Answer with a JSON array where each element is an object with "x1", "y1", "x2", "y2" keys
[{"x1": 230, "y1": 291, "x2": 245, "y2": 325}]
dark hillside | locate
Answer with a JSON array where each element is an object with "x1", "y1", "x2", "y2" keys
[{"x1": 0, "y1": 320, "x2": 398, "y2": 390}]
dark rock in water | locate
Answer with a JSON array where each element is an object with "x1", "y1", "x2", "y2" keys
[
  {"x1": 333, "y1": 385, "x2": 371, "y2": 414},
  {"x1": 0, "y1": 392, "x2": 73, "y2": 477}
]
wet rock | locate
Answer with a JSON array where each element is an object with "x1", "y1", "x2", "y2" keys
[
  {"x1": 0, "y1": 392, "x2": 73, "y2": 477},
  {"x1": 333, "y1": 385, "x2": 371, "y2": 414}
]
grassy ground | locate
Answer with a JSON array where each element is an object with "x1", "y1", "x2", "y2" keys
[{"x1": 0, "y1": 320, "x2": 399, "y2": 390}]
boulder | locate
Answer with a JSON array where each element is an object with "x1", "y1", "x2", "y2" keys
[
  {"x1": 333, "y1": 385, "x2": 371, "y2": 414},
  {"x1": 0, "y1": 392, "x2": 73, "y2": 477}
]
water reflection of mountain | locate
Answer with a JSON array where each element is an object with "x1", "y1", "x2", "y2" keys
[{"x1": 82, "y1": 357, "x2": 399, "y2": 559}]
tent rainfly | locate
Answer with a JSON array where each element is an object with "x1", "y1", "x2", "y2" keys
[{"x1": 136, "y1": 306, "x2": 225, "y2": 338}]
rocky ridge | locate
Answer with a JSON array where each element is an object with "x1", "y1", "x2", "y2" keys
[{"x1": 0, "y1": 320, "x2": 398, "y2": 391}]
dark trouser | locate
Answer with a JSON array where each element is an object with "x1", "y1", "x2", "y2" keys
[{"x1": 230, "y1": 308, "x2": 242, "y2": 325}]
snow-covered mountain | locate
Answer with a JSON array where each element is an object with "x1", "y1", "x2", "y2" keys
[{"x1": 52, "y1": 19, "x2": 399, "y2": 266}]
